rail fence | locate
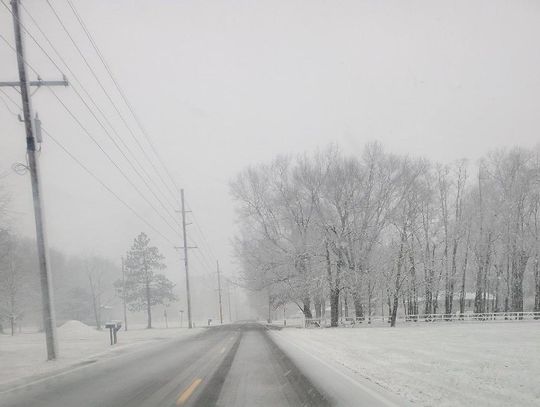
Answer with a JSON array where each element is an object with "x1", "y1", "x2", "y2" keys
[{"x1": 292, "y1": 311, "x2": 540, "y2": 328}]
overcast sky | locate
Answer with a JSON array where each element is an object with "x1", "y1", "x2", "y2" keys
[{"x1": 1, "y1": 0, "x2": 540, "y2": 296}]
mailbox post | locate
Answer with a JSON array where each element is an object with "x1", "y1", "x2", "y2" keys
[{"x1": 105, "y1": 321, "x2": 122, "y2": 345}]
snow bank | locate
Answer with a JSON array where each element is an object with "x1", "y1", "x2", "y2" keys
[
  {"x1": 275, "y1": 322, "x2": 540, "y2": 407},
  {"x1": 58, "y1": 320, "x2": 102, "y2": 339}
]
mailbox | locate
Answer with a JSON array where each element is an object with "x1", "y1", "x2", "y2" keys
[{"x1": 105, "y1": 321, "x2": 122, "y2": 345}]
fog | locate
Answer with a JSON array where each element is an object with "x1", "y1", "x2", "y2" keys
[{"x1": 1, "y1": 0, "x2": 540, "y2": 323}]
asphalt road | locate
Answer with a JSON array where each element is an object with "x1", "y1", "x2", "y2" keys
[{"x1": 0, "y1": 322, "x2": 405, "y2": 407}]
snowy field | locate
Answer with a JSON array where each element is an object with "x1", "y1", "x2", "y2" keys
[
  {"x1": 0, "y1": 320, "x2": 203, "y2": 389},
  {"x1": 274, "y1": 322, "x2": 540, "y2": 407}
]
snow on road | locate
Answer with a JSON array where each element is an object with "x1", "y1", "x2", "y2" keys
[
  {"x1": 274, "y1": 322, "x2": 540, "y2": 407},
  {"x1": 0, "y1": 321, "x2": 203, "y2": 389}
]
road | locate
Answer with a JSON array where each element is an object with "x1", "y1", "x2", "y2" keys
[{"x1": 0, "y1": 322, "x2": 405, "y2": 407}]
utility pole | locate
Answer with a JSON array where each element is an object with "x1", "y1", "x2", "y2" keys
[
  {"x1": 3, "y1": 0, "x2": 68, "y2": 361},
  {"x1": 216, "y1": 260, "x2": 223, "y2": 324},
  {"x1": 226, "y1": 279, "x2": 232, "y2": 322},
  {"x1": 180, "y1": 189, "x2": 193, "y2": 329},
  {"x1": 121, "y1": 257, "x2": 127, "y2": 331}
]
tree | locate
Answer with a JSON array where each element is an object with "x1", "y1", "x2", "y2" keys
[
  {"x1": 84, "y1": 256, "x2": 115, "y2": 330},
  {"x1": 231, "y1": 143, "x2": 540, "y2": 327},
  {"x1": 0, "y1": 233, "x2": 23, "y2": 335},
  {"x1": 119, "y1": 233, "x2": 176, "y2": 328}
]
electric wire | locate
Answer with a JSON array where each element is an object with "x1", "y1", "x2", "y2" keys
[
  {"x1": 47, "y1": 85, "x2": 180, "y2": 236},
  {"x1": 47, "y1": 0, "x2": 179, "y2": 205},
  {"x1": 2, "y1": 2, "x2": 222, "y2": 273},
  {"x1": 8, "y1": 0, "x2": 181, "y2": 224},
  {"x1": 2, "y1": 0, "x2": 182, "y2": 229},
  {"x1": 65, "y1": 0, "x2": 180, "y2": 203},
  {"x1": 42, "y1": 127, "x2": 176, "y2": 246},
  {"x1": 59, "y1": 0, "x2": 226, "y2": 273},
  {"x1": 0, "y1": 87, "x2": 20, "y2": 116}
]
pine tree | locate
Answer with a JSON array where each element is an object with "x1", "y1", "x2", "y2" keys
[{"x1": 119, "y1": 233, "x2": 176, "y2": 328}]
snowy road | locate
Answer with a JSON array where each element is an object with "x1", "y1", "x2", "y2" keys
[{"x1": 0, "y1": 322, "x2": 405, "y2": 407}]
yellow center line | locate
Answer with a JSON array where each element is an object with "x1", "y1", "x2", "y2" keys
[{"x1": 176, "y1": 378, "x2": 202, "y2": 406}]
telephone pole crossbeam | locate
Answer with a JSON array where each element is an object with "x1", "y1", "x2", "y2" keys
[{"x1": 0, "y1": 79, "x2": 69, "y2": 87}]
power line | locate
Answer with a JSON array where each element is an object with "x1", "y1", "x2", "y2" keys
[
  {"x1": 3, "y1": 2, "x2": 222, "y2": 272},
  {"x1": 1, "y1": 26, "x2": 180, "y2": 239},
  {"x1": 0, "y1": 87, "x2": 20, "y2": 116},
  {"x1": 0, "y1": 3, "x2": 182, "y2": 232},
  {"x1": 65, "y1": 0, "x2": 180, "y2": 203},
  {"x1": 47, "y1": 85, "x2": 180, "y2": 236},
  {"x1": 42, "y1": 126, "x2": 176, "y2": 246},
  {"x1": 47, "y1": 0, "x2": 179, "y2": 205},
  {"x1": 1, "y1": 0, "x2": 63, "y2": 76},
  {"x1": 0, "y1": 29, "x2": 40, "y2": 77},
  {"x1": 0, "y1": 87, "x2": 21, "y2": 109},
  {"x1": 7, "y1": 0, "x2": 181, "y2": 224},
  {"x1": 188, "y1": 205, "x2": 219, "y2": 261},
  {"x1": 19, "y1": 2, "x2": 181, "y2": 221},
  {"x1": 60, "y1": 0, "x2": 227, "y2": 274}
]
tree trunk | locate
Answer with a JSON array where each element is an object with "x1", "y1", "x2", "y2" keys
[
  {"x1": 146, "y1": 278, "x2": 152, "y2": 328},
  {"x1": 343, "y1": 290, "x2": 349, "y2": 318},
  {"x1": 302, "y1": 297, "x2": 313, "y2": 319},
  {"x1": 474, "y1": 262, "x2": 484, "y2": 313},
  {"x1": 459, "y1": 243, "x2": 469, "y2": 315},
  {"x1": 391, "y1": 231, "x2": 406, "y2": 327},
  {"x1": 390, "y1": 292, "x2": 399, "y2": 327},
  {"x1": 446, "y1": 238, "x2": 459, "y2": 315},
  {"x1": 91, "y1": 294, "x2": 101, "y2": 330},
  {"x1": 353, "y1": 294, "x2": 364, "y2": 320},
  {"x1": 330, "y1": 288, "x2": 339, "y2": 327},
  {"x1": 511, "y1": 249, "x2": 528, "y2": 312},
  {"x1": 534, "y1": 255, "x2": 540, "y2": 314},
  {"x1": 326, "y1": 241, "x2": 340, "y2": 327},
  {"x1": 314, "y1": 298, "x2": 322, "y2": 319}
]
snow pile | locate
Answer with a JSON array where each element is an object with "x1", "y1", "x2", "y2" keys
[
  {"x1": 58, "y1": 320, "x2": 102, "y2": 340},
  {"x1": 275, "y1": 322, "x2": 540, "y2": 407}
]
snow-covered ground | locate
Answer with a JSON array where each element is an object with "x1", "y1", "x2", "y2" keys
[
  {"x1": 274, "y1": 322, "x2": 540, "y2": 407},
  {"x1": 0, "y1": 320, "x2": 203, "y2": 389}
]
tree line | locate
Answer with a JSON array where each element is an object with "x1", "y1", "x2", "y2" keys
[
  {"x1": 231, "y1": 143, "x2": 540, "y2": 327},
  {"x1": 0, "y1": 184, "x2": 177, "y2": 335}
]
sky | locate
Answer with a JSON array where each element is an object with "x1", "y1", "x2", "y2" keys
[{"x1": 1, "y1": 0, "x2": 540, "y2": 316}]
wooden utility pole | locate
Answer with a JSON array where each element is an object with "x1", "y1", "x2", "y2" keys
[
  {"x1": 3, "y1": 0, "x2": 67, "y2": 360},
  {"x1": 226, "y1": 279, "x2": 232, "y2": 322},
  {"x1": 180, "y1": 189, "x2": 193, "y2": 328},
  {"x1": 216, "y1": 260, "x2": 223, "y2": 324},
  {"x1": 121, "y1": 257, "x2": 128, "y2": 331}
]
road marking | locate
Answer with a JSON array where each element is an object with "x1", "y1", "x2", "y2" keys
[
  {"x1": 220, "y1": 346, "x2": 226, "y2": 354},
  {"x1": 176, "y1": 378, "x2": 202, "y2": 405}
]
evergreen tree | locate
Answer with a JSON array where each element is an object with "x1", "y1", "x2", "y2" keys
[{"x1": 119, "y1": 232, "x2": 176, "y2": 328}]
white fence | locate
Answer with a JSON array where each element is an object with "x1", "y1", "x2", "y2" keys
[
  {"x1": 288, "y1": 311, "x2": 540, "y2": 328},
  {"x1": 404, "y1": 311, "x2": 540, "y2": 322}
]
